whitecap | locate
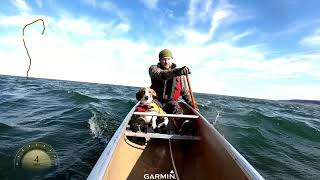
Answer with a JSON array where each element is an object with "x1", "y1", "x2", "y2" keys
[{"x1": 88, "y1": 111, "x2": 103, "y2": 138}]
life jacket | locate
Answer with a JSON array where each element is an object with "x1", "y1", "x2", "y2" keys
[
  {"x1": 150, "y1": 63, "x2": 182, "y2": 103},
  {"x1": 136, "y1": 101, "x2": 165, "y2": 114}
]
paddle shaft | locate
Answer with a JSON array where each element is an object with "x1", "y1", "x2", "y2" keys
[{"x1": 186, "y1": 74, "x2": 197, "y2": 109}]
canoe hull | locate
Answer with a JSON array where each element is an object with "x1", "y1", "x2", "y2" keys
[{"x1": 88, "y1": 101, "x2": 264, "y2": 180}]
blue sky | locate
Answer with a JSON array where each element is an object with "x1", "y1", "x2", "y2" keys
[{"x1": 0, "y1": 0, "x2": 319, "y2": 100}]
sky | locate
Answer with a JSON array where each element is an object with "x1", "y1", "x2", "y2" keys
[{"x1": 0, "y1": 0, "x2": 319, "y2": 100}]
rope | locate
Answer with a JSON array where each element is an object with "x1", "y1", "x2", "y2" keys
[
  {"x1": 168, "y1": 139, "x2": 180, "y2": 180},
  {"x1": 22, "y1": 19, "x2": 45, "y2": 78}
]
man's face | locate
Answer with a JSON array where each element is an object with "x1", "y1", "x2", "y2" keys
[{"x1": 160, "y1": 57, "x2": 172, "y2": 69}]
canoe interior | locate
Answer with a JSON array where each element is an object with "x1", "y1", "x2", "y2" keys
[{"x1": 102, "y1": 102, "x2": 251, "y2": 180}]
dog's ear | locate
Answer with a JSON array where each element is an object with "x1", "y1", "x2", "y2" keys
[
  {"x1": 150, "y1": 88, "x2": 158, "y2": 99},
  {"x1": 136, "y1": 89, "x2": 143, "y2": 101}
]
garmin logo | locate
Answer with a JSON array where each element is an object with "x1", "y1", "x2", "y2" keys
[{"x1": 144, "y1": 170, "x2": 176, "y2": 179}]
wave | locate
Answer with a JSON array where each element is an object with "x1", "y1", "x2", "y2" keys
[
  {"x1": 67, "y1": 91, "x2": 100, "y2": 103},
  {"x1": 86, "y1": 102, "x2": 133, "y2": 140},
  {"x1": 88, "y1": 111, "x2": 104, "y2": 138},
  {"x1": 2, "y1": 75, "x2": 320, "y2": 179},
  {"x1": 87, "y1": 104, "x2": 115, "y2": 139},
  {"x1": 0, "y1": 97, "x2": 31, "y2": 109},
  {"x1": 0, "y1": 123, "x2": 13, "y2": 131},
  {"x1": 39, "y1": 89, "x2": 101, "y2": 104},
  {"x1": 244, "y1": 110, "x2": 320, "y2": 142},
  {"x1": 36, "y1": 89, "x2": 100, "y2": 104}
]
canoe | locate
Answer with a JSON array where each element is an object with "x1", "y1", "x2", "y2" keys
[{"x1": 87, "y1": 101, "x2": 264, "y2": 180}]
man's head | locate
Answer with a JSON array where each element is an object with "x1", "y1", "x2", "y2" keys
[{"x1": 159, "y1": 49, "x2": 173, "y2": 69}]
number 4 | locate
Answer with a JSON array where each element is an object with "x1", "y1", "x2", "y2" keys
[{"x1": 34, "y1": 156, "x2": 39, "y2": 163}]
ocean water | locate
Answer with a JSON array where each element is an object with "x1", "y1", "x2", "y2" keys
[{"x1": 0, "y1": 75, "x2": 319, "y2": 180}]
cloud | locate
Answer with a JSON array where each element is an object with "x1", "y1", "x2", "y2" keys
[
  {"x1": 0, "y1": 13, "x2": 52, "y2": 32},
  {"x1": 187, "y1": 0, "x2": 199, "y2": 25},
  {"x1": 140, "y1": 0, "x2": 159, "y2": 10},
  {"x1": 1, "y1": 0, "x2": 319, "y2": 100},
  {"x1": 199, "y1": 44, "x2": 318, "y2": 80},
  {"x1": 256, "y1": 85, "x2": 320, "y2": 100},
  {"x1": 187, "y1": 0, "x2": 246, "y2": 27},
  {"x1": 262, "y1": 18, "x2": 320, "y2": 44},
  {"x1": 161, "y1": 40, "x2": 320, "y2": 100},
  {"x1": 230, "y1": 28, "x2": 256, "y2": 42},
  {"x1": 0, "y1": 12, "x2": 149, "y2": 87},
  {"x1": 217, "y1": 28, "x2": 256, "y2": 43},
  {"x1": 300, "y1": 29, "x2": 320, "y2": 47},
  {"x1": 187, "y1": 0, "x2": 213, "y2": 26},
  {"x1": 55, "y1": 14, "x2": 112, "y2": 37},
  {"x1": 178, "y1": 28, "x2": 211, "y2": 45},
  {"x1": 182, "y1": 0, "x2": 244, "y2": 45},
  {"x1": 11, "y1": 0, "x2": 31, "y2": 12},
  {"x1": 114, "y1": 23, "x2": 130, "y2": 33},
  {"x1": 175, "y1": 8, "x2": 231, "y2": 45},
  {"x1": 165, "y1": 0, "x2": 320, "y2": 98},
  {"x1": 208, "y1": 9, "x2": 231, "y2": 37},
  {"x1": 0, "y1": 12, "x2": 121, "y2": 39}
]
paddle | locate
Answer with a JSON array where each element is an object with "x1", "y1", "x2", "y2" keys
[{"x1": 186, "y1": 74, "x2": 197, "y2": 110}]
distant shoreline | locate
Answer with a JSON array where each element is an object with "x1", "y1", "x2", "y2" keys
[{"x1": 279, "y1": 99, "x2": 320, "y2": 105}]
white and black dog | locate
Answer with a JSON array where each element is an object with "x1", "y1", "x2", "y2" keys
[{"x1": 130, "y1": 87, "x2": 168, "y2": 132}]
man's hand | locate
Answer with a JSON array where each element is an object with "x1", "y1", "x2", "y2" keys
[{"x1": 174, "y1": 66, "x2": 191, "y2": 76}]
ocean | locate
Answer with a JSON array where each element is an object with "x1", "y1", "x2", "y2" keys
[{"x1": 0, "y1": 75, "x2": 319, "y2": 180}]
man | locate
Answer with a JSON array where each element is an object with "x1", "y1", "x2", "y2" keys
[{"x1": 149, "y1": 49, "x2": 198, "y2": 123}]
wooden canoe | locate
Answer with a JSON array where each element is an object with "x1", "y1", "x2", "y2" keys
[{"x1": 87, "y1": 101, "x2": 264, "y2": 180}]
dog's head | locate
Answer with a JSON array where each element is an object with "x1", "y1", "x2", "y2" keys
[{"x1": 136, "y1": 87, "x2": 158, "y2": 105}]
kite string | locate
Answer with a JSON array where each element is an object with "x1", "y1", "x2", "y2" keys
[{"x1": 22, "y1": 19, "x2": 45, "y2": 78}]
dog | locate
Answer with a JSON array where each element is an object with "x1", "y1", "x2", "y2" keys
[{"x1": 132, "y1": 87, "x2": 169, "y2": 131}]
